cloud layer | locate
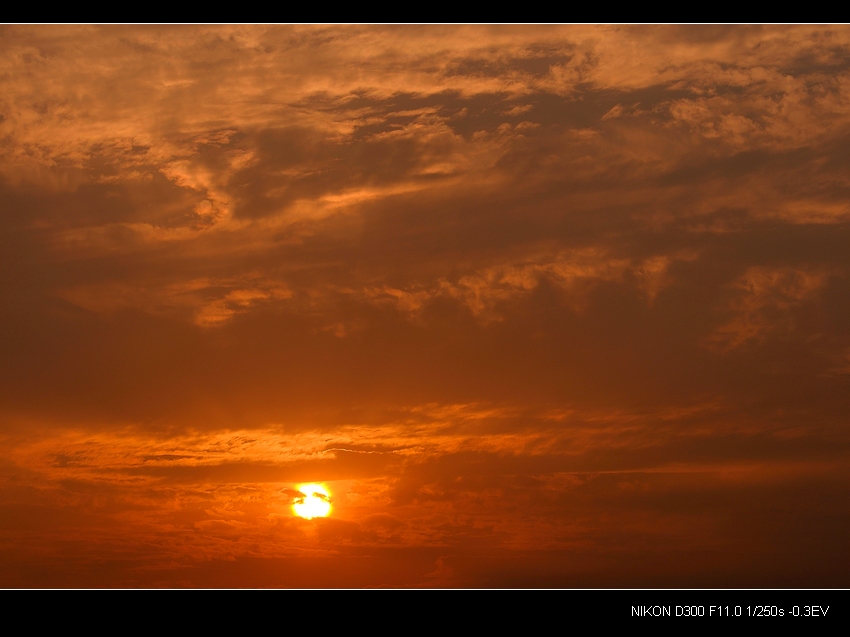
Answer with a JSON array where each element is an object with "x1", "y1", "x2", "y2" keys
[{"x1": 1, "y1": 25, "x2": 849, "y2": 587}]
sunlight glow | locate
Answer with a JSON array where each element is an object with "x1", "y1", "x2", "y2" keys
[{"x1": 292, "y1": 483, "x2": 332, "y2": 519}]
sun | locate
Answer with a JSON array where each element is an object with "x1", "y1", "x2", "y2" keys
[{"x1": 292, "y1": 483, "x2": 332, "y2": 519}]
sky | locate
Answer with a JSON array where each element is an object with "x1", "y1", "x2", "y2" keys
[{"x1": 1, "y1": 25, "x2": 849, "y2": 588}]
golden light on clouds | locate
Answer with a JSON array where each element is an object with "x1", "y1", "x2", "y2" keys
[{"x1": 1, "y1": 25, "x2": 849, "y2": 588}]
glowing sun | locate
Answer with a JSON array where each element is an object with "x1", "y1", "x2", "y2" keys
[{"x1": 293, "y1": 483, "x2": 332, "y2": 519}]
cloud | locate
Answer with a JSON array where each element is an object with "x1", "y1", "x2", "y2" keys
[
  {"x1": 366, "y1": 249, "x2": 698, "y2": 321},
  {"x1": 708, "y1": 266, "x2": 832, "y2": 351}
]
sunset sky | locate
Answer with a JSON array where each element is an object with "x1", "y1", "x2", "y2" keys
[{"x1": 1, "y1": 25, "x2": 849, "y2": 587}]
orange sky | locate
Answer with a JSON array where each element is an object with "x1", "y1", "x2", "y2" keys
[{"x1": 1, "y1": 25, "x2": 849, "y2": 587}]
